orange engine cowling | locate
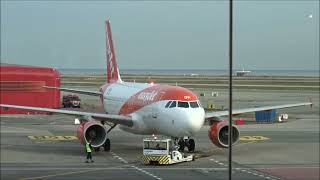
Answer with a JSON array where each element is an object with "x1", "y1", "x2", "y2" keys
[
  {"x1": 208, "y1": 120, "x2": 240, "y2": 148},
  {"x1": 76, "y1": 120, "x2": 107, "y2": 148}
]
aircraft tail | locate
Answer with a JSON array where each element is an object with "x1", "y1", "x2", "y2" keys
[{"x1": 105, "y1": 19, "x2": 122, "y2": 83}]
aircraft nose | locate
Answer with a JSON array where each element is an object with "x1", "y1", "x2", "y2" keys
[{"x1": 184, "y1": 108, "x2": 205, "y2": 135}]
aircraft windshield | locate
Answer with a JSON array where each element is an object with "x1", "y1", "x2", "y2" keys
[
  {"x1": 178, "y1": 101, "x2": 189, "y2": 108},
  {"x1": 166, "y1": 101, "x2": 200, "y2": 108},
  {"x1": 169, "y1": 101, "x2": 176, "y2": 108},
  {"x1": 190, "y1": 101, "x2": 199, "y2": 108},
  {"x1": 70, "y1": 97, "x2": 80, "y2": 101},
  {"x1": 165, "y1": 101, "x2": 172, "y2": 108}
]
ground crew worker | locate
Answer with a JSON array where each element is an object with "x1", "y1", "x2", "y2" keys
[
  {"x1": 155, "y1": 143, "x2": 160, "y2": 150},
  {"x1": 85, "y1": 140, "x2": 94, "y2": 163}
]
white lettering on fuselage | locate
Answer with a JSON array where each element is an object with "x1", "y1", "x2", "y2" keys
[{"x1": 138, "y1": 91, "x2": 158, "y2": 101}]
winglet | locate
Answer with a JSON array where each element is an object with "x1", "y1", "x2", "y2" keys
[{"x1": 105, "y1": 19, "x2": 122, "y2": 83}]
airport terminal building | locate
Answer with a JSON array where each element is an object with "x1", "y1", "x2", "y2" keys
[{"x1": 0, "y1": 64, "x2": 61, "y2": 114}]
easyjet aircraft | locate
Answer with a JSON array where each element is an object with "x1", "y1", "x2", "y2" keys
[{"x1": 0, "y1": 20, "x2": 312, "y2": 152}]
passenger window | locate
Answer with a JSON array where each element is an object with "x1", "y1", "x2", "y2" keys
[
  {"x1": 169, "y1": 101, "x2": 176, "y2": 108},
  {"x1": 190, "y1": 101, "x2": 199, "y2": 108},
  {"x1": 178, "y1": 101, "x2": 189, "y2": 108},
  {"x1": 165, "y1": 101, "x2": 172, "y2": 108}
]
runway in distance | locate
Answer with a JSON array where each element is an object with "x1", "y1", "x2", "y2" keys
[{"x1": 0, "y1": 19, "x2": 312, "y2": 152}]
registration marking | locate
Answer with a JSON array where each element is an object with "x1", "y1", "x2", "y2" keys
[
  {"x1": 240, "y1": 136, "x2": 270, "y2": 141},
  {"x1": 28, "y1": 136, "x2": 78, "y2": 141}
]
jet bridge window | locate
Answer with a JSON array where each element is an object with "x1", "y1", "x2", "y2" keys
[
  {"x1": 190, "y1": 101, "x2": 199, "y2": 108},
  {"x1": 169, "y1": 101, "x2": 176, "y2": 108},
  {"x1": 165, "y1": 101, "x2": 172, "y2": 108},
  {"x1": 178, "y1": 101, "x2": 189, "y2": 108}
]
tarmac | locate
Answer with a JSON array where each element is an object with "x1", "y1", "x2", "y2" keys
[{"x1": 1, "y1": 86, "x2": 319, "y2": 180}]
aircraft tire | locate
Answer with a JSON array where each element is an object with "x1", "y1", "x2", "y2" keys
[
  {"x1": 104, "y1": 139, "x2": 111, "y2": 151},
  {"x1": 187, "y1": 139, "x2": 195, "y2": 152},
  {"x1": 178, "y1": 139, "x2": 185, "y2": 152}
]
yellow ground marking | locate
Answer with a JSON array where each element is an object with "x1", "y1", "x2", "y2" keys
[
  {"x1": 28, "y1": 136, "x2": 78, "y2": 141},
  {"x1": 236, "y1": 140, "x2": 257, "y2": 147},
  {"x1": 240, "y1": 136, "x2": 270, "y2": 141}
]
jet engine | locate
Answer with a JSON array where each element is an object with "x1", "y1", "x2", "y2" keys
[
  {"x1": 208, "y1": 120, "x2": 240, "y2": 148},
  {"x1": 76, "y1": 120, "x2": 107, "y2": 148}
]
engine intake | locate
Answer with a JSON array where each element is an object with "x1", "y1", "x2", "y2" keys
[
  {"x1": 76, "y1": 120, "x2": 107, "y2": 148},
  {"x1": 208, "y1": 120, "x2": 240, "y2": 148}
]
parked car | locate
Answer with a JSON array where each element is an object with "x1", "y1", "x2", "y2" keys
[{"x1": 62, "y1": 95, "x2": 81, "y2": 108}]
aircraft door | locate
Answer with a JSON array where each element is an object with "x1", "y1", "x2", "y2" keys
[{"x1": 151, "y1": 91, "x2": 165, "y2": 119}]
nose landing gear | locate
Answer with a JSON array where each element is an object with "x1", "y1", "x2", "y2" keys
[
  {"x1": 187, "y1": 139, "x2": 195, "y2": 152},
  {"x1": 177, "y1": 137, "x2": 195, "y2": 152}
]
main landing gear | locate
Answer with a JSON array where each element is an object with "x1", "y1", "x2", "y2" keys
[
  {"x1": 103, "y1": 139, "x2": 111, "y2": 151},
  {"x1": 94, "y1": 122, "x2": 116, "y2": 152},
  {"x1": 94, "y1": 139, "x2": 111, "y2": 152},
  {"x1": 177, "y1": 137, "x2": 195, "y2": 152}
]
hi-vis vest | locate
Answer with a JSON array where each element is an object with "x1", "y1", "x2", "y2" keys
[{"x1": 85, "y1": 143, "x2": 92, "y2": 153}]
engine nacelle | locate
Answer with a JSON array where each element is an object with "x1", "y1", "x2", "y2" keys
[
  {"x1": 208, "y1": 120, "x2": 240, "y2": 148},
  {"x1": 76, "y1": 120, "x2": 107, "y2": 148}
]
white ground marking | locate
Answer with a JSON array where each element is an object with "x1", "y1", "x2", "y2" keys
[
  {"x1": 131, "y1": 165, "x2": 162, "y2": 180},
  {"x1": 110, "y1": 151, "x2": 162, "y2": 180},
  {"x1": 110, "y1": 151, "x2": 128, "y2": 164},
  {"x1": 3, "y1": 167, "x2": 240, "y2": 171},
  {"x1": 2, "y1": 144, "x2": 14, "y2": 147},
  {"x1": 209, "y1": 158, "x2": 280, "y2": 180},
  {"x1": 36, "y1": 141, "x2": 47, "y2": 144}
]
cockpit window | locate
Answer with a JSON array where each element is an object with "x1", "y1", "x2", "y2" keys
[
  {"x1": 178, "y1": 101, "x2": 189, "y2": 108},
  {"x1": 165, "y1": 101, "x2": 172, "y2": 108},
  {"x1": 197, "y1": 100, "x2": 202, "y2": 108},
  {"x1": 190, "y1": 101, "x2": 199, "y2": 108},
  {"x1": 169, "y1": 101, "x2": 176, "y2": 108}
]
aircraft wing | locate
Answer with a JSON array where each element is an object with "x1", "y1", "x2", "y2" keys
[
  {"x1": 205, "y1": 102, "x2": 312, "y2": 119},
  {"x1": 43, "y1": 86, "x2": 102, "y2": 96},
  {"x1": 0, "y1": 104, "x2": 133, "y2": 126}
]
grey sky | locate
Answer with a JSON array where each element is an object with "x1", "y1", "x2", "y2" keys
[{"x1": 1, "y1": 1, "x2": 319, "y2": 70}]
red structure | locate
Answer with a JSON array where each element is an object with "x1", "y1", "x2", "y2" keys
[
  {"x1": 235, "y1": 118, "x2": 245, "y2": 125},
  {"x1": 0, "y1": 64, "x2": 60, "y2": 114}
]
